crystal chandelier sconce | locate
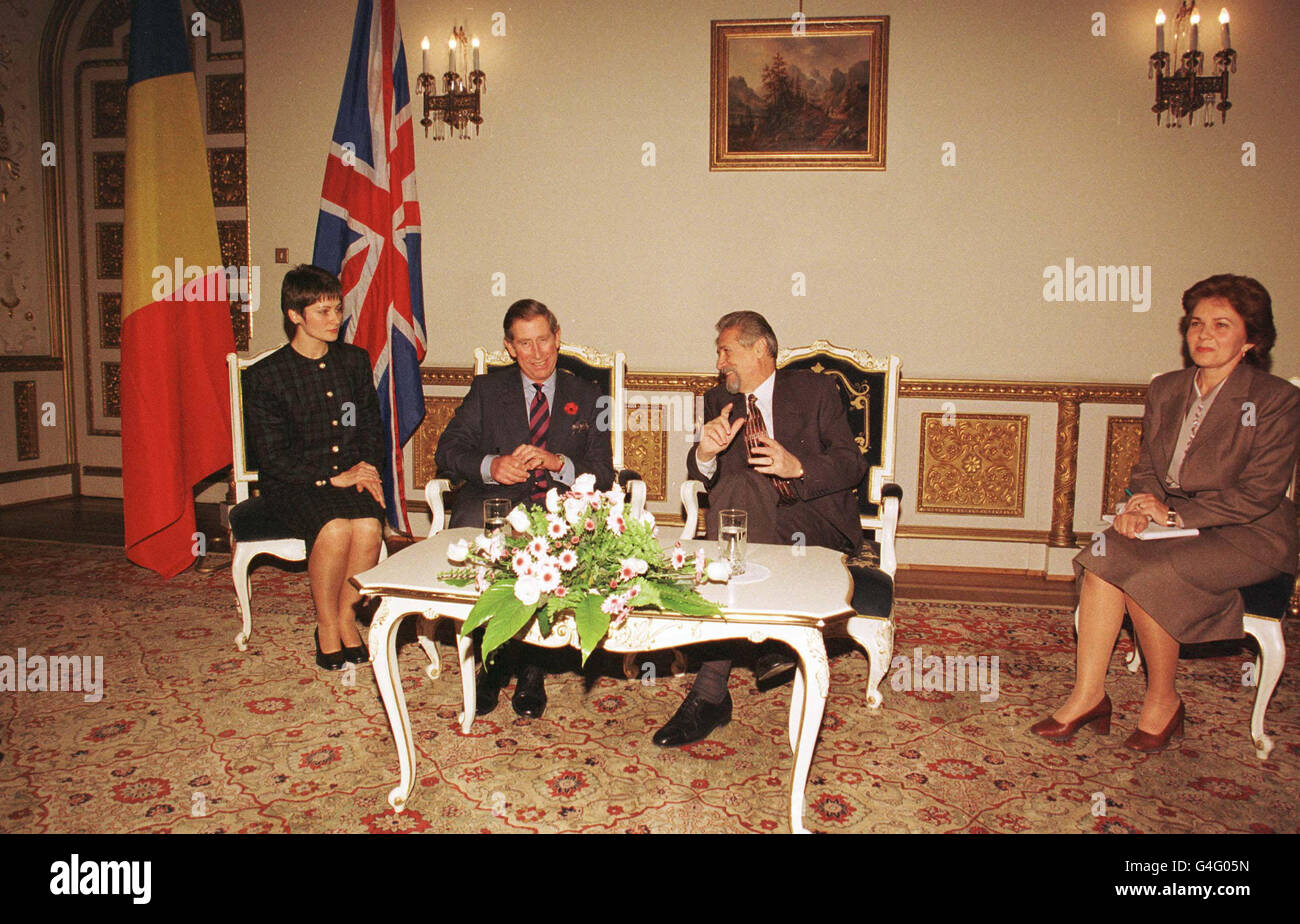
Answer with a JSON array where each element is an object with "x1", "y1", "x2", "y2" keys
[
  {"x1": 1148, "y1": 4, "x2": 1237, "y2": 127},
  {"x1": 419, "y1": 25, "x2": 485, "y2": 140}
]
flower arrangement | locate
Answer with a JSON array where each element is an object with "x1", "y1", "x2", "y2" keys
[{"x1": 440, "y1": 474, "x2": 726, "y2": 664}]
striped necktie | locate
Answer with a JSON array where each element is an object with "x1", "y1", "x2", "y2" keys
[
  {"x1": 745, "y1": 393, "x2": 795, "y2": 503},
  {"x1": 528, "y1": 383, "x2": 550, "y2": 501}
]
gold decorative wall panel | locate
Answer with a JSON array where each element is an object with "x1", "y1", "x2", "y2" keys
[
  {"x1": 624, "y1": 402, "x2": 669, "y2": 501},
  {"x1": 92, "y1": 151, "x2": 124, "y2": 209},
  {"x1": 207, "y1": 148, "x2": 247, "y2": 207},
  {"x1": 1102, "y1": 417, "x2": 1144, "y2": 517},
  {"x1": 101, "y1": 361, "x2": 120, "y2": 418},
  {"x1": 14, "y1": 381, "x2": 39, "y2": 461},
  {"x1": 217, "y1": 220, "x2": 250, "y2": 350},
  {"x1": 206, "y1": 73, "x2": 245, "y2": 133},
  {"x1": 90, "y1": 79, "x2": 126, "y2": 136},
  {"x1": 410, "y1": 396, "x2": 463, "y2": 488},
  {"x1": 194, "y1": 0, "x2": 244, "y2": 41},
  {"x1": 80, "y1": 0, "x2": 129, "y2": 49},
  {"x1": 95, "y1": 222, "x2": 122, "y2": 278},
  {"x1": 916, "y1": 413, "x2": 1028, "y2": 516},
  {"x1": 98, "y1": 293, "x2": 121, "y2": 348}
]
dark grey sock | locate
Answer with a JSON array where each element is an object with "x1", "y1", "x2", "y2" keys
[{"x1": 692, "y1": 659, "x2": 731, "y2": 703}]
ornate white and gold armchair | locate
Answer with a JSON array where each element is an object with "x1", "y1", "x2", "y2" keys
[
  {"x1": 224, "y1": 350, "x2": 388, "y2": 651},
  {"x1": 680, "y1": 340, "x2": 903, "y2": 707}
]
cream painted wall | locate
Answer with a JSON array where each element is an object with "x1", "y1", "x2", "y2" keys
[{"x1": 244, "y1": 0, "x2": 1300, "y2": 382}]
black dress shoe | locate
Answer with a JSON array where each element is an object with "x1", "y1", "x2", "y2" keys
[
  {"x1": 340, "y1": 639, "x2": 369, "y2": 664},
  {"x1": 314, "y1": 629, "x2": 346, "y2": 672},
  {"x1": 476, "y1": 671, "x2": 501, "y2": 717},
  {"x1": 653, "y1": 689, "x2": 732, "y2": 747},
  {"x1": 754, "y1": 651, "x2": 797, "y2": 686},
  {"x1": 511, "y1": 664, "x2": 548, "y2": 718}
]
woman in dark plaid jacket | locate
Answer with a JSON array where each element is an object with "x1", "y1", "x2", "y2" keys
[{"x1": 243, "y1": 265, "x2": 386, "y2": 670}]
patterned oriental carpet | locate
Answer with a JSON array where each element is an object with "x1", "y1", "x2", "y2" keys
[{"x1": 0, "y1": 537, "x2": 1296, "y2": 834}]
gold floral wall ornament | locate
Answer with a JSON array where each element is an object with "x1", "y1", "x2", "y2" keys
[
  {"x1": 917, "y1": 413, "x2": 1028, "y2": 516},
  {"x1": 1102, "y1": 417, "x2": 1144, "y2": 517}
]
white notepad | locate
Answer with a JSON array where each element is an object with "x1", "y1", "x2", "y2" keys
[{"x1": 1102, "y1": 514, "x2": 1200, "y2": 540}]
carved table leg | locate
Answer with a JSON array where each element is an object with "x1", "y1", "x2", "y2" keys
[
  {"x1": 456, "y1": 630, "x2": 476, "y2": 734},
  {"x1": 846, "y1": 615, "x2": 894, "y2": 709},
  {"x1": 417, "y1": 616, "x2": 442, "y2": 679},
  {"x1": 789, "y1": 660, "x2": 805, "y2": 752},
  {"x1": 785, "y1": 627, "x2": 829, "y2": 835},
  {"x1": 368, "y1": 599, "x2": 416, "y2": 813}
]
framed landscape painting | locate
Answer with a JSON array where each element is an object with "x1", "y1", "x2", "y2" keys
[{"x1": 711, "y1": 17, "x2": 889, "y2": 170}]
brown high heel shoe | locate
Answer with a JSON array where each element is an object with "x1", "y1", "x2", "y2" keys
[
  {"x1": 1123, "y1": 700, "x2": 1184, "y2": 753},
  {"x1": 1029, "y1": 694, "x2": 1111, "y2": 741}
]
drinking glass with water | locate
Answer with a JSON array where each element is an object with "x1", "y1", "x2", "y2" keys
[
  {"x1": 483, "y1": 498, "x2": 511, "y2": 537},
  {"x1": 718, "y1": 508, "x2": 747, "y2": 575}
]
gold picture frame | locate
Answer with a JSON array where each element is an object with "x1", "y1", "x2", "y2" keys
[{"x1": 710, "y1": 17, "x2": 889, "y2": 171}]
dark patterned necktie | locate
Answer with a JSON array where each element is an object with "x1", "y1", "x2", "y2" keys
[
  {"x1": 745, "y1": 393, "x2": 795, "y2": 503},
  {"x1": 528, "y1": 383, "x2": 550, "y2": 501}
]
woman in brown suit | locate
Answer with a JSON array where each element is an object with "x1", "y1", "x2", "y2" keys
[{"x1": 1033, "y1": 275, "x2": 1300, "y2": 751}]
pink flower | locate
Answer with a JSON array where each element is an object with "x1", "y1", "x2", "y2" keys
[
  {"x1": 557, "y1": 549, "x2": 578, "y2": 571},
  {"x1": 694, "y1": 548, "x2": 706, "y2": 580},
  {"x1": 546, "y1": 515, "x2": 569, "y2": 539},
  {"x1": 512, "y1": 551, "x2": 531, "y2": 575},
  {"x1": 554, "y1": 585, "x2": 568, "y2": 598},
  {"x1": 538, "y1": 566, "x2": 561, "y2": 593},
  {"x1": 473, "y1": 567, "x2": 489, "y2": 593},
  {"x1": 584, "y1": 518, "x2": 596, "y2": 533},
  {"x1": 605, "y1": 510, "x2": 626, "y2": 534},
  {"x1": 671, "y1": 547, "x2": 687, "y2": 569},
  {"x1": 528, "y1": 537, "x2": 548, "y2": 558},
  {"x1": 602, "y1": 592, "x2": 631, "y2": 628}
]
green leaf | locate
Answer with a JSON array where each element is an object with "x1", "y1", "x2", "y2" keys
[
  {"x1": 460, "y1": 580, "x2": 518, "y2": 635},
  {"x1": 653, "y1": 583, "x2": 722, "y2": 616},
  {"x1": 626, "y1": 579, "x2": 662, "y2": 609},
  {"x1": 572, "y1": 593, "x2": 611, "y2": 666},
  {"x1": 481, "y1": 595, "x2": 541, "y2": 661},
  {"x1": 538, "y1": 595, "x2": 569, "y2": 637}
]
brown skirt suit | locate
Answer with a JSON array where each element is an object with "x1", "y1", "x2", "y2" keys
[{"x1": 1074, "y1": 364, "x2": 1300, "y2": 644}]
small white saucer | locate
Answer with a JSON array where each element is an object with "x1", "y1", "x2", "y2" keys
[{"x1": 728, "y1": 563, "x2": 771, "y2": 585}]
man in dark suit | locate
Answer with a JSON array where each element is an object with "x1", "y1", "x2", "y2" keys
[
  {"x1": 654, "y1": 310, "x2": 867, "y2": 746},
  {"x1": 435, "y1": 299, "x2": 615, "y2": 717}
]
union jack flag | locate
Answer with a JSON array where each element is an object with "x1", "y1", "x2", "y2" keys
[{"x1": 313, "y1": 0, "x2": 426, "y2": 534}]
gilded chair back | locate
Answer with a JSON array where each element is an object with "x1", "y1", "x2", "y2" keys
[
  {"x1": 473, "y1": 343, "x2": 628, "y2": 473},
  {"x1": 775, "y1": 341, "x2": 901, "y2": 532}
]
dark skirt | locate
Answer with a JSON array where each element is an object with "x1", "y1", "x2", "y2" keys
[
  {"x1": 264, "y1": 481, "x2": 384, "y2": 556},
  {"x1": 1073, "y1": 527, "x2": 1282, "y2": 644}
]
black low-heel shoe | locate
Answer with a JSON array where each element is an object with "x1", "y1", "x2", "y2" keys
[
  {"x1": 315, "y1": 629, "x2": 346, "y2": 671},
  {"x1": 652, "y1": 689, "x2": 732, "y2": 747},
  {"x1": 340, "y1": 640, "x2": 369, "y2": 665}
]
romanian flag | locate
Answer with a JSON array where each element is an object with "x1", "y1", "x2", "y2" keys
[{"x1": 120, "y1": 0, "x2": 235, "y2": 577}]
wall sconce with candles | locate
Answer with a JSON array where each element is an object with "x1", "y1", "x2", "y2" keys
[
  {"x1": 418, "y1": 25, "x2": 485, "y2": 140},
  {"x1": 1148, "y1": 3, "x2": 1237, "y2": 127}
]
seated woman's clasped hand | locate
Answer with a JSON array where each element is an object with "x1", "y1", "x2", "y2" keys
[
  {"x1": 1114, "y1": 493, "x2": 1170, "y2": 538},
  {"x1": 331, "y1": 461, "x2": 386, "y2": 507}
]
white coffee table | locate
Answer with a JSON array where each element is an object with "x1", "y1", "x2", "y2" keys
[{"x1": 353, "y1": 527, "x2": 859, "y2": 834}]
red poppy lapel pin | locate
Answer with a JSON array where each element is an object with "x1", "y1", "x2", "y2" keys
[{"x1": 564, "y1": 401, "x2": 579, "y2": 416}]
